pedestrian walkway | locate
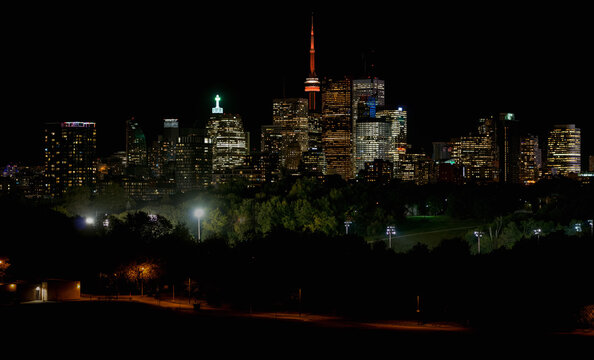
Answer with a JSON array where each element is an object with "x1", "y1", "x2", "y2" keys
[{"x1": 86, "y1": 293, "x2": 471, "y2": 333}]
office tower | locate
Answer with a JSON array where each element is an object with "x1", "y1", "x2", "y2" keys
[
  {"x1": 43, "y1": 122, "x2": 97, "y2": 196},
  {"x1": 162, "y1": 118, "x2": 179, "y2": 162},
  {"x1": 546, "y1": 124, "x2": 581, "y2": 176},
  {"x1": 449, "y1": 117, "x2": 498, "y2": 183},
  {"x1": 377, "y1": 107, "x2": 407, "y2": 177},
  {"x1": 304, "y1": 15, "x2": 320, "y2": 112},
  {"x1": 497, "y1": 113, "x2": 520, "y2": 183},
  {"x1": 362, "y1": 159, "x2": 393, "y2": 184},
  {"x1": 175, "y1": 129, "x2": 212, "y2": 192},
  {"x1": 125, "y1": 118, "x2": 148, "y2": 168},
  {"x1": 300, "y1": 148, "x2": 326, "y2": 177},
  {"x1": 451, "y1": 135, "x2": 499, "y2": 183},
  {"x1": 400, "y1": 153, "x2": 434, "y2": 185},
  {"x1": 352, "y1": 78, "x2": 386, "y2": 175},
  {"x1": 354, "y1": 95, "x2": 390, "y2": 173},
  {"x1": 260, "y1": 124, "x2": 283, "y2": 182},
  {"x1": 321, "y1": 77, "x2": 353, "y2": 180},
  {"x1": 519, "y1": 134, "x2": 541, "y2": 185},
  {"x1": 206, "y1": 95, "x2": 248, "y2": 183},
  {"x1": 272, "y1": 98, "x2": 310, "y2": 170}
]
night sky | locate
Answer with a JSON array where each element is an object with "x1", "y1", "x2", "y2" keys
[{"x1": 3, "y1": 4, "x2": 592, "y2": 166}]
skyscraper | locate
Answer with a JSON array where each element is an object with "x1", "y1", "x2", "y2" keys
[
  {"x1": 206, "y1": 95, "x2": 248, "y2": 183},
  {"x1": 272, "y1": 98, "x2": 309, "y2": 170},
  {"x1": 43, "y1": 122, "x2": 97, "y2": 196},
  {"x1": 519, "y1": 134, "x2": 541, "y2": 185},
  {"x1": 497, "y1": 113, "x2": 520, "y2": 183},
  {"x1": 352, "y1": 78, "x2": 385, "y2": 175},
  {"x1": 377, "y1": 107, "x2": 407, "y2": 178},
  {"x1": 546, "y1": 124, "x2": 581, "y2": 176},
  {"x1": 125, "y1": 117, "x2": 148, "y2": 168},
  {"x1": 354, "y1": 95, "x2": 390, "y2": 173},
  {"x1": 321, "y1": 77, "x2": 353, "y2": 180},
  {"x1": 175, "y1": 129, "x2": 212, "y2": 192},
  {"x1": 304, "y1": 15, "x2": 320, "y2": 112}
]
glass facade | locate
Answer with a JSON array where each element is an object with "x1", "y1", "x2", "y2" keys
[
  {"x1": 547, "y1": 124, "x2": 581, "y2": 176},
  {"x1": 321, "y1": 77, "x2": 353, "y2": 180}
]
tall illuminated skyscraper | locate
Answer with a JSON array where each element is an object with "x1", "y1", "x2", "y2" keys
[
  {"x1": 378, "y1": 107, "x2": 407, "y2": 177},
  {"x1": 125, "y1": 117, "x2": 148, "y2": 168},
  {"x1": 352, "y1": 78, "x2": 385, "y2": 175},
  {"x1": 519, "y1": 134, "x2": 541, "y2": 185},
  {"x1": 354, "y1": 95, "x2": 390, "y2": 173},
  {"x1": 272, "y1": 98, "x2": 309, "y2": 170},
  {"x1": 175, "y1": 129, "x2": 212, "y2": 192},
  {"x1": 206, "y1": 95, "x2": 248, "y2": 183},
  {"x1": 321, "y1": 77, "x2": 353, "y2": 180},
  {"x1": 546, "y1": 124, "x2": 581, "y2": 176},
  {"x1": 43, "y1": 122, "x2": 97, "y2": 196},
  {"x1": 497, "y1": 113, "x2": 520, "y2": 183},
  {"x1": 304, "y1": 15, "x2": 320, "y2": 112}
]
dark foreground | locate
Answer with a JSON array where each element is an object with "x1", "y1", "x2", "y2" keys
[{"x1": 1, "y1": 301, "x2": 591, "y2": 356}]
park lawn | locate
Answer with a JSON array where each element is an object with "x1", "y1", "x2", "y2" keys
[{"x1": 369, "y1": 215, "x2": 484, "y2": 253}]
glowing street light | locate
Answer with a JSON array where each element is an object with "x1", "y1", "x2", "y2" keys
[
  {"x1": 85, "y1": 217, "x2": 95, "y2": 226},
  {"x1": 194, "y1": 208, "x2": 205, "y2": 242},
  {"x1": 386, "y1": 226, "x2": 397, "y2": 249},
  {"x1": 474, "y1": 231, "x2": 484, "y2": 254},
  {"x1": 344, "y1": 221, "x2": 352, "y2": 234},
  {"x1": 588, "y1": 220, "x2": 593, "y2": 237}
]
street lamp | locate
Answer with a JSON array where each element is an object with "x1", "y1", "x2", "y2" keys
[
  {"x1": 194, "y1": 208, "x2": 205, "y2": 242},
  {"x1": 344, "y1": 221, "x2": 352, "y2": 235},
  {"x1": 474, "y1": 231, "x2": 484, "y2": 254},
  {"x1": 85, "y1": 217, "x2": 95, "y2": 226},
  {"x1": 386, "y1": 226, "x2": 397, "y2": 249},
  {"x1": 588, "y1": 220, "x2": 593, "y2": 237}
]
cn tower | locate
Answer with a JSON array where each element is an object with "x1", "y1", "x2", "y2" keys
[{"x1": 304, "y1": 14, "x2": 320, "y2": 112}]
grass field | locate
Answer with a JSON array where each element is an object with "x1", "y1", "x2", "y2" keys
[{"x1": 368, "y1": 215, "x2": 484, "y2": 253}]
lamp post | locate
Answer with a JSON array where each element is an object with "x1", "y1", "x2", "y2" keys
[
  {"x1": 194, "y1": 208, "x2": 205, "y2": 242},
  {"x1": 588, "y1": 220, "x2": 593, "y2": 237},
  {"x1": 344, "y1": 221, "x2": 352, "y2": 235},
  {"x1": 386, "y1": 226, "x2": 397, "y2": 249},
  {"x1": 474, "y1": 231, "x2": 484, "y2": 254}
]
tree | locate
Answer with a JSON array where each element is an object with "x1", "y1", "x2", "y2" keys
[{"x1": 0, "y1": 257, "x2": 10, "y2": 280}]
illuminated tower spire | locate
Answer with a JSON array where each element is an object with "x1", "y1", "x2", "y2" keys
[{"x1": 304, "y1": 14, "x2": 320, "y2": 112}]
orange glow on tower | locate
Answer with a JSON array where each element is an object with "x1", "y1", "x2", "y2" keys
[{"x1": 304, "y1": 14, "x2": 320, "y2": 111}]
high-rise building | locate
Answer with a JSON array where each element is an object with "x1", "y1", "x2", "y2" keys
[
  {"x1": 206, "y1": 95, "x2": 248, "y2": 183},
  {"x1": 546, "y1": 124, "x2": 581, "y2": 176},
  {"x1": 272, "y1": 98, "x2": 310, "y2": 170},
  {"x1": 162, "y1": 118, "x2": 179, "y2": 163},
  {"x1": 175, "y1": 129, "x2": 212, "y2": 192},
  {"x1": 260, "y1": 124, "x2": 283, "y2": 182},
  {"x1": 497, "y1": 113, "x2": 520, "y2": 183},
  {"x1": 321, "y1": 77, "x2": 353, "y2": 180},
  {"x1": 377, "y1": 107, "x2": 407, "y2": 177},
  {"x1": 43, "y1": 122, "x2": 97, "y2": 196},
  {"x1": 352, "y1": 78, "x2": 385, "y2": 175},
  {"x1": 519, "y1": 134, "x2": 541, "y2": 185},
  {"x1": 589, "y1": 155, "x2": 594, "y2": 172},
  {"x1": 125, "y1": 118, "x2": 148, "y2": 168},
  {"x1": 450, "y1": 116, "x2": 498, "y2": 183},
  {"x1": 304, "y1": 15, "x2": 320, "y2": 112},
  {"x1": 354, "y1": 96, "x2": 390, "y2": 173}
]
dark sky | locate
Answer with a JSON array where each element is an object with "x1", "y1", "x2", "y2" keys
[{"x1": 3, "y1": 3, "x2": 593, "y2": 165}]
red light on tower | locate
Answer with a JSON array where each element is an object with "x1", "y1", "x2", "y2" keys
[{"x1": 304, "y1": 14, "x2": 320, "y2": 111}]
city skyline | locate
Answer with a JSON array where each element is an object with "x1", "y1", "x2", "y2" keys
[{"x1": 3, "y1": 5, "x2": 592, "y2": 164}]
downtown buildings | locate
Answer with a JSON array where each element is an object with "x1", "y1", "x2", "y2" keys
[{"x1": 6, "y1": 17, "x2": 590, "y2": 200}]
